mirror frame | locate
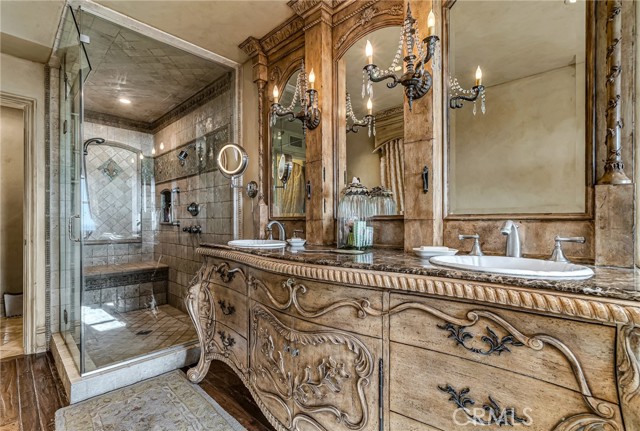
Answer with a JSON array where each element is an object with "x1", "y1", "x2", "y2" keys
[
  {"x1": 268, "y1": 60, "x2": 307, "y2": 220},
  {"x1": 333, "y1": 21, "x2": 405, "y2": 221},
  {"x1": 442, "y1": 0, "x2": 596, "y2": 221}
]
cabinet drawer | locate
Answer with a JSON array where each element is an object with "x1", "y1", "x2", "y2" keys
[
  {"x1": 203, "y1": 257, "x2": 248, "y2": 295},
  {"x1": 210, "y1": 283, "x2": 247, "y2": 338},
  {"x1": 389, "y1": 293, "x2": 617, "y2": 404},
  {"x1": 212, "y1": 321, "x2": 247, "y2": 372},
  {"x1": 390, "y1": 342, "x2": 622, "y2": 430},
  {"x1": 248, "y1": 269, "x2": 384, "y2": 338}
]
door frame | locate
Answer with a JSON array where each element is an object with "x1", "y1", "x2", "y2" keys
[{"x1": 1, "y1": 92, "x2": 38, "y2": 354}]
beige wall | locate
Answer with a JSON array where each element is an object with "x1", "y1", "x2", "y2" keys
[
  {"x1": 450, "y1": 64, "x2": 586, "y2": 215},
  {"x1": 0, "y1": 106, "x2": 24, "y2": 305},
  {"x1": 0, "y1": 53, "x2": 46, "y2": 351},
  {"x1": 346, "y1": 131, "x2": 380, "y2": 190}
]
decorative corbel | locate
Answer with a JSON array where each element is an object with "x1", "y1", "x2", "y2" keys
[{"x1": 598, "y1": 0, "x2": 631, "y2": 185}]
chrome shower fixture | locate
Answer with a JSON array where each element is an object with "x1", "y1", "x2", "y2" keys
[
  {"x1": 178, "y1": 150, "x2": 188, "y2": 166},
  {"x1": 83, "y1": 137, "x2": 106, "y2": 155}
]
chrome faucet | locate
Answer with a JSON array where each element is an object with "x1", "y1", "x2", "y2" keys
[
  {"x1": 500, "y1": 220, "x2": 521, "y2": 258},
  {"x1": 265, "y1": 220, "x2": 286, "y2": 241}
]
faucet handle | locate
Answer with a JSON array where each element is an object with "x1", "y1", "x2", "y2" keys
[
  {"x1": 549, "y1": 236, "x2": 585, "y2": 263},
  {"x1": 292, "y1": 229, "x2": 304, "y2": 239},
  {"x1": 264, "y1": 227, "x2": 273, "y2": 240},
  {"x1": 459, "y1": 234, "x2": 483, "y2": 256}
]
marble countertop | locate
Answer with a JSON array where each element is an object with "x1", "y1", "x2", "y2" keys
[{"x1": 200, "y1": 243, "x2": 640, "y2": 303}]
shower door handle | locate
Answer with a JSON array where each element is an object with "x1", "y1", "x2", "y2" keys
[{"x1": 68, "y1": 215, "x2": 81, "y2": 242}]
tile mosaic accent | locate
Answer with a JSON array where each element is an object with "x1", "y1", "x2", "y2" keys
[
  {"x1": 154, "y1": 124, "x2": 230, "y2": 184},
  {"x1": 85, "y1": 144, "x2": 141, "y2": 241}
]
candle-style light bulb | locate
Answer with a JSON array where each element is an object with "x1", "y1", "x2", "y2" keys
[
  {"x1": 367, "y1": 97, "x2": 373, "y2": 115},
  {"x1": 475, "y1": 66, "x2": 482, "y2": 86},
  {"x1": 159, "y1": 142, "x2": 164, "y2": 150},
  {"x1": 273, "y1": 84, "x2": 279, "y2": 100},
  {"x1": 365, "y1": 40, "x2": 373, "y2": 65},
  {"x1": 427, "y1": 10, "x2": 436, "y2": 36},
  {"x1": 151, "y1": 147, "x2": 156, "y2": 155},
  {"x1": 309, "y1": 68, "x2": 315, "y2": 90}
]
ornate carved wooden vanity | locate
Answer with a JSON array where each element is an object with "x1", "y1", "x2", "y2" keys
[{"x1": 186, "y1": 244, "x2": 640, "y2": 431}]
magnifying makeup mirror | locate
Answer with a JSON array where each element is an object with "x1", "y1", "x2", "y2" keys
[
  {"x1": 216, "y1": 143, "x2": 249, "y2": 187},
  {"x1": 277, "y1": 153, "x2": 293, "y2": 186}
]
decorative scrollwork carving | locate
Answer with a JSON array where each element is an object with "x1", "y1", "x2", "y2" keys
[
  {"x1": 437, "y1": 323, "x2": 524, "y2": 356},
  {"x1": 250, "y1": 304, "x2": 373, "y2": 430},
  {"x1": 617, "y1": 325, "x2": 640, "y2": 429},
  {"x1": 334, "y1": 4, "x2": 404, "y2": 50},
  {"x1": 438, "y1": 385, "x2": 529, "y2": 426}
]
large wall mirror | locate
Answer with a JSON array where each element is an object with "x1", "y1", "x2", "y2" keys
[
  {"x1": 446, "y1": 0, "x2": 591, "y2": 216},
  {"x1": 270, "y1": 71, "x2": 307, "y2": 218},
  {"x1": 338, "y1": 26, "x2": 404, "y2": 216}
]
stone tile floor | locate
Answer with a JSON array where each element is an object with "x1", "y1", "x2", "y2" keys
[
  {"x1": 0, "y1": 317, "x2": 23, "y2": 360},
  {"x1": 84, "y1": 304, "x2": 196, "y2": 371}
]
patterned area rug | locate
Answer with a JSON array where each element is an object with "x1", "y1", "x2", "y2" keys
[{"x1": 55, "y1": 370, "x2": 247, "y2": 431}]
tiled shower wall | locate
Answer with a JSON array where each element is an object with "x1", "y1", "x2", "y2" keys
[
  {"x1": 82, "y1": 122, "x2": 156, "y2": 266},
  {"x1": 153, "y1": 75, "x2": 235, "y2": 311}
]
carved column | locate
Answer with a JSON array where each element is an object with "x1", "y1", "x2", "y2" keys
[
  {"x1": 598, "y1": 0, "x2": 631, "y2": 185},
  {"x1": 402, "y1": 0, "x2": 443, "y2": 251},
  {"x1": 240, "y1": 37, "x2": 270, "y2": 238},
  {"x1": 295, "y1": 2, "x2": 336, "y2": 245}
]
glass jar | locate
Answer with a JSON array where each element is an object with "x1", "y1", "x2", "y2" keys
[
  {"x1": 337, "y1": 178, "x2": 373, "y2": 249},
  {"x1": 370, "y1": 186, "x2": 397, "y2": 216}
]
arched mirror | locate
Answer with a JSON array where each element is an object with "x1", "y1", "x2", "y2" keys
[
  {"x1": 446, "y1": 0, "x2": 591, "y2": 216},
  {"x1": 270, "y1": 71, "x2": 306, "y2": 217},
  {"x1": 337, "y1": 26, "x2": 404, "y2": 216},
  {"x1": 217, "y1": 143, "x2": 249, "y2": 181}
]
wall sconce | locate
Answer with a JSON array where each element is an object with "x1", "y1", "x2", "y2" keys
[
  {"x1": 346, "y1": 92, "x2": 375, "y2": 137},
  {"x1": 449, "y1": 66, "x2": 486, "y2": 115},
  {"x1": 363, "y1": 4, "x2": 439, "y2": 110},
  {"x1": 270, "y1": 60, "x2": 321, "y2": 133}
]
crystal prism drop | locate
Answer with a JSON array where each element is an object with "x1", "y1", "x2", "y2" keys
[{"x1": 473, "y1": 102, "x2": 477, "y2": 116}]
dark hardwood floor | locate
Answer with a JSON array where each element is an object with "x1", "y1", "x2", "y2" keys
[
  {"x1": 0, "y1": 352, "x2": 68, "y2": 431},
  {"x1": 186, "y1": 360, "x2": 276, "y2": 431},
  {"x1": 1, "y1": 352, "x2": 274, "y2": 431}
]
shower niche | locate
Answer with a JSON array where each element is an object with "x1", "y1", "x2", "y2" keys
[{"x1": 160, "y1": 188, "x2": 180, "y2": 225}]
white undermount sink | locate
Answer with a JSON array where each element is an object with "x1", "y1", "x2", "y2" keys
[
  {"x1": 228, "y1": 239, "x2": 286, "y2": 249},
  {"x1": 429, "y1": 255, "x2": 594, "y2": 280}
]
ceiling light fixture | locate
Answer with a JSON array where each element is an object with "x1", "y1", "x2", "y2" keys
[
  {"x1": 119, "y1": 98, "x2": 131, "y2": 105},
  {"x1": 363, "y1": 4, "x2": 439, "y2": 110}
]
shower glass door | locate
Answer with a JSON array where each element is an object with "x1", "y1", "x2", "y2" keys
[{"x1": 58, "y1": 6, "x2": 91, "y2": 372}]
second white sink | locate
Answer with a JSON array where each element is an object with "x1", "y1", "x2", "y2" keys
[
  {"x1": 429, "y1": 255, "x2": 594, "y2": 280},
  {"x1": 228, "y1": 239, "x2": 286, "y2": 249}
]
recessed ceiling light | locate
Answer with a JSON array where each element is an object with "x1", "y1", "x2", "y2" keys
[
  {"x1": 564, "y1": 0, "x2": 577, "y2": 4},
  {"x1": 119, "y1": 98, "x2": 131, "y2": 105}
]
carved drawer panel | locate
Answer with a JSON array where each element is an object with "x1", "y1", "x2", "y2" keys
[
  {"x1": 210, "y1": 283, "x2": 248, "y2": 338},
  {"x1": 250, "y1": 302, "x2": 380, "y2": 431},
  {"x1": 248, "y1": 269, "x2": 384, "y2": 339},
  {"x1": 389, "y1": 412, "x2": 440, "y2": 431},
  {"x1": 389, "y1": 293, "x2": 618, "y2": 404},
  {"x1": 389, "y1": 342, "x2": 623, "y2": 431},
  {"x1": 202, "y1": 258, "x2": 248, "y2": 295},
  {"x1": 213, "y1": 321, "x2": 248, "y2": 372}
]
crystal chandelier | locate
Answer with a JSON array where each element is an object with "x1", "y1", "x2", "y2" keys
[
  {"x1": 449, "y1": 66, "x2": 486, "y2": 115},
  {"x1": 362, "y1": 3, "x2": 439, "y2": 110},
  {"x1": 346, "y1": 92, "x2": 375, "y2": 137},
  {"x1": 270, "y1": 60, "x2": 320, "y2": 133}
]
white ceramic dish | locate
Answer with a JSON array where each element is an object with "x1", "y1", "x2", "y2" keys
[
  {"x1": 287, "y1": 238, "x2": 307, "y2": 247},
  {"x1": 413, "y1": 247, "x2": 458, "y2": 258},
  {"x1": 429, "y1": 255, "x2": 594, "y2": 280}
]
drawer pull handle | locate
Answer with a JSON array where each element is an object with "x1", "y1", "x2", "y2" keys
[
  {"x1": 438, "y1": 384, "x2": 529, "y2": 426},
  {"x1": 438, "y1": 323, "x2": 524, "y2": 356},
  {"x1": 283, "y1": 344, "x2": 300, "y2": 357},
  {"x1": 218, "y1": 300, "x2": 236, "y2": 316},
  {"x1": 218, "y1": 331, "x2": 235, "y2": 350}
]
